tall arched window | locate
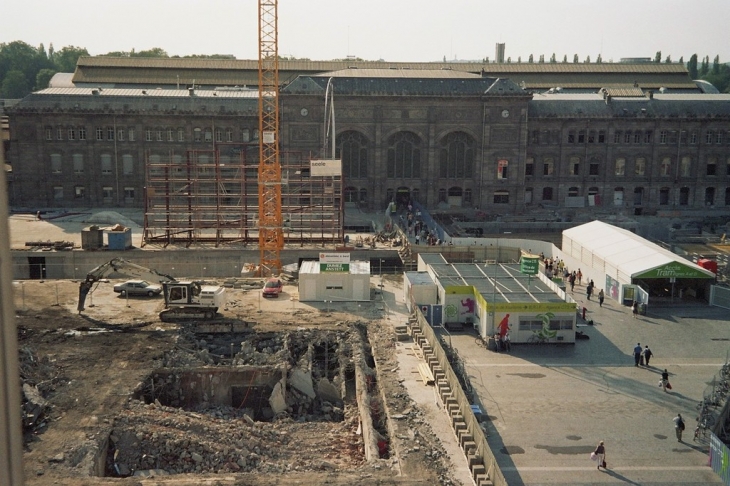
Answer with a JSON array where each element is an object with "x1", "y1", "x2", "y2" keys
[
  {"x1": 438, "y1": 131, "x2": 475, "y2": 179},
  {"x1": 387, "y1": 131, "x2": 421, "y2": 178},
  {"x1": 336, "y1": 130, "x2": 369, "y2": 179}
]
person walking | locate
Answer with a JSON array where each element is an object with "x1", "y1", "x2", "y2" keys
[
  {"x1": 586, "y1": 282, "x2": 593, "y2": 300},
  {"x1": 576, "y1": 269, "x2": 582, "y2": 285},
  {"x1": 598, "y1": 289, "x2": 605, "y2": 307},
  {"x1": 643, "y1": 345, "x2": 653, "y2": 367},
  {"x1": 633, "y1": 343, "x2": 643, "y2": 366},
  {"x1": 632, "y1": 300, "x2": 639, "y2": 318},
  {"x1": 674, "y1": 413, "x2": 685, "y2": 442},
  {"x1": 594, "y1": 441, "x2": 606, "y2": 470},
  {"x1": 661, "y1": 368, "x2": 670, "y2": 392}
]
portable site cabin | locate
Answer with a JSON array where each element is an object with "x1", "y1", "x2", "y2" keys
[
  {"x1": 562, "y1": 221, "x2": 716, "y2": 305},
  {"x1": 411, "y1": 257, "x2": 576, "y2": 344},
  {"x1": 298, "y1": 259, "x2": 371, "y2": 302}
]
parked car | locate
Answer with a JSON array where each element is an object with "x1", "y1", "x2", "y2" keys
[
  {"x1": 113, "y1": 280, "x2": 163, "y2": 297},
  {"x1": 262, "y1": 278, "x2": 283, "y2": 298}
]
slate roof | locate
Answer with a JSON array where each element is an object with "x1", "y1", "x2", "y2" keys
[{"x1": 528, "y1": 92, "x2": 730, "y2": 118}]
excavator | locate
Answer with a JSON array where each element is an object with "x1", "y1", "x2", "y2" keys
[{"x1": 77, "y1": 258, "x2": 226, "y2": 321}]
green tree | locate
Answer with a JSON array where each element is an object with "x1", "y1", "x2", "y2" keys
[
  {"x1": 597, "y1": 54, "x2": 602, "y2": 63},
  {"x1": 700, "y1": 55, "x2": 710, "y2": 75},
  {"x1": 35, "y1": 68, "x2": 57, "y2": 90},
  {"x1": 585, "y1": 55, "x2": 591, "y2": 63},
  {"x1": 688, "y1": 54, "x2": 698, "y2": 78},
  {"x1": 53, "y1": 45, "x2": 90, "y2": 72},
  {"x1": 528, "y1": 54, "x2": 534, "y2": 63},
  {"x1": 563, "y1": 54, "x2": 567, "y2": 63},
  {"x1": 132, "y1": 48, "x2": 168, "y2": 58},
  {"x1": 573, "y1": 54, "x2": 579, "y2": 63},
  {"x1": 1, "y1": 69, "x2": 30, "y2": 98},
  {"x1": 654, "y1": 51, "x2": 661, "y2": 63},
  {"x1": 550, "y1": 53, "x2": 556, "y2": 63},
  {"x1": 539, "y1": 54, "x2": 545, "y2": 63},
  {"x1": 517, "y1": 56, "x2": 521, "y2": 63},
  {"x1": 664, "y1": 55, "x2": 672, "y2": 63},
  {"x1": 712, "y1": 55, "x2": 720, "y2": 74},
  {"x1": 0, "y1": 40, "x2": 52, "y2": 97},
  {"x1": 678, "y1": 56, "x2": 683, "y2": 64}
]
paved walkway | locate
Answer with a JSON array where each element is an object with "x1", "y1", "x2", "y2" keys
[{"x1": 447, "y1": 284, "x2": 727, "y2": 485}]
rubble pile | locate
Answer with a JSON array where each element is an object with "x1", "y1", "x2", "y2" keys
[
  {"x1": 107, "y1": 399, "x2": 364, "y2": 477},
  {"x1": 19, "y1": 345, "x2": 65, "y2": 440}
]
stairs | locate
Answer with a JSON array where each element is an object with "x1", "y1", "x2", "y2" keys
[{"x1": 408, "y1": 315, "x2": 493, "y2": 486}]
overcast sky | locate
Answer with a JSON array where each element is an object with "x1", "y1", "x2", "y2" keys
[{"x1": 3, "y1": 0, "x2": 729, "y2": 64}]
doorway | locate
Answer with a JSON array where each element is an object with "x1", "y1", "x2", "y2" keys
[{"x1": 28, "y1": 257, "x2": 47, "y2": 279}]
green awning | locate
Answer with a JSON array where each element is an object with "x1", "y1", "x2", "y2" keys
[{"x1": 633, "y1": 261, "x2": 714, "y2": 279}]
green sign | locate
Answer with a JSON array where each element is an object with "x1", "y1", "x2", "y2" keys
[
  {"x1": 520, "y1": 257, "x2": 539, "y2": 275},
  {"x1": 633, "y1": 262, "x2": 713, "y2": 279},
  {"x1": 320, "y1": 263, "x2": 349, "y2": 273}
]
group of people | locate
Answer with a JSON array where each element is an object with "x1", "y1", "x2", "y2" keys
[{"x1": 632, "y1": 342, "x2": 654, "y2": 367}]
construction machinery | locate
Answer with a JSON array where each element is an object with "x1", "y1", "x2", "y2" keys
[{"x1": 78, "y1": 258, "x2": 225, "y2": 321}]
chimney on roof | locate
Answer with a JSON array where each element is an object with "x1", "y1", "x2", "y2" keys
[{"x1": 188, "y1": 87, "x2": 195, "y2": 96}]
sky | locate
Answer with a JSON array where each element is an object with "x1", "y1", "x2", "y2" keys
[{"x1": 3, "y1": 0, "x2": 730, "y2": 64}]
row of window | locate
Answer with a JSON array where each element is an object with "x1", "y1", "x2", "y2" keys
[
  {"x1": 531, "y1": 129, "x2": 730, "y2": 146},
  {"x1": 44, "y1": 126, "x2": 260, "y2": 143},
  {"x1": 525, "y1": 186, "x2": 730, "y2": 207},
  {"x1": 525, "y1": 156, "x2": 730, "y2": 178},
  {"x1": 49, "y1": 153, "x2": 135, "y2": 175},
  {"x1": 52, "y1": 185, "x2": 135, "y2": 202}
]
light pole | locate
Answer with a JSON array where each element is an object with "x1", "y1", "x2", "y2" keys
[{"x1": 379, "y1": 259, "x2": 385, "y2": 293}]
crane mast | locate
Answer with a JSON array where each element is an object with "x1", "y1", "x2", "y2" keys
[{"x1": 257, "y1": 0, "x2": 283, "y2": 275}]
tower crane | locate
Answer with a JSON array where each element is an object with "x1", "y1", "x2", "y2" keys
[{"x1": 257, "y1": 0, "x2": 283, "y2": 276}]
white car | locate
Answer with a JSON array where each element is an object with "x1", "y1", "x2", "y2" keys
[{"x1": 113, "y1": 280, "x2": 163, "y2": 297}]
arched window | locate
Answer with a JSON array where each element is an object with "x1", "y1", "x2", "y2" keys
[
  {"x1": 438, "y1": 132, "x2": 475, "y2": 179},
  {"x1": 568, "y1": 186, "x2": 580, "y2": 197},
  {"x1": 336, "y1": 130, "x2": 369, "y2": 179},
  {"x1": 438, "y1": 188, "x2": 447, "y2": 203},
  {"x1": 387, "y1": 131, "x2": 421, "y2": 178},
  {"x1": 359, "y1": 188, "x2": 367, "y2": 203},
  {"x1": 705, "y1": 187, "x2": 716, "y2": 206},
  {"x1": 660, "y1": 157, "x2": 671, "y2": 176},
  {"x1": 634, "y1": 187, "x2": 644, "y2": 206},
  {"x1": 411, "y1": 188, "x2": 420, "y2": 203},
  {"x1": 659, "y1": 187, "x2": 670, "y2": 205}
]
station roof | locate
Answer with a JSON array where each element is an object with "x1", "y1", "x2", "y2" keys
[
  {"x1": 562, "y1": 221, "x2": 715, "y2": 280},
  {"x1": 428, "y1": 262, "x2": 566, "y2": 305}
]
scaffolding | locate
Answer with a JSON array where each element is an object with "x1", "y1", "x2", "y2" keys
[{"x1": 143, "y1": 148, "x2": 343, "y2": 247}]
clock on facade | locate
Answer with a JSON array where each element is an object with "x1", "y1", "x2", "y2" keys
[
  {"x1": 300, "y1": 108, "x2": 309, "y2": 117},
  {"x1": 501, "y1": 109, "x2": 510, "y2": 118}
]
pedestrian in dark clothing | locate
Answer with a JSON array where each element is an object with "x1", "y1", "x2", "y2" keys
[
  {"x1": 633, "y1": 343, "x2": 642, "y2": 366},
  {"x1": 661, "y1": 369, "x2": 670, "y2": 392},
  {"x1": 598, "y1": 289, "x2": 605, "y2": 307},
  {"x1": 586, "y1": 283, "x2": 593, "y2": 300},
  {"x1": 674, "y1": 413, "x2": 685, "y2": 441},
  {"x1": 643, "y1": 345, "x2": 653, "y2": 367},
  {"x1": 594, "y1": 441, "x2": 606, "y2": 470},
  {"x1": 632, "y1": 301, "x2": 639, "y2": 318},
  {"x1": 569, "y1": 274, "x2": 575, "y2": 292}
]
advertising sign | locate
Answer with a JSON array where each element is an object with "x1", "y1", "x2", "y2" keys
[
  {"x1": 320, "y1": 263, "x2": 349, "y2": 273},
  {"x1": 520, "y1": 256, "x2": 539, "y2": 275},
  {"x1": 310, "y1": 159, "x2": 342, "y2": 176},
  {"x1": 319, "y1": 252, "x2": 350, "y2": 263}
]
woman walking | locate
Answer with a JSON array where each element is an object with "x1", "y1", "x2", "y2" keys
[{"x1": 594, "y1": 441, "x2": 606, "y2": 470}]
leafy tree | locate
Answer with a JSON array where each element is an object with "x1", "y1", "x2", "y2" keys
[
  {"x1": 678, "y1": 56, "x2": 683, "y2": 64},
  {"x1": 654, "y1": 51, "x2": 661, "y2": 63},
  {"x1": 528, "y1": 54, "x2": 533, "y2": 63},
  {"x1": 664, "y1": 55, "x2": 672, "y2": 63},
  {"x1": 101, "y1": 51, "x2": 132, "y2": 57},
  {"x1": 35, "y1": 68, "x2": 57, "y2": 90},
  {"x1": 700, "y1": 55, "x2": 710, "y2": 75},
  {"x1": 573, "y1": 54, "x2": 579, "y2": 63},
  {"x1": 585, "y1": 55, "x2": 591, "y2": 63},
  {"x1": 506, "y1": 57, "x2": 511, "y2": 63},
  {"x1": 712, "y1": 55, "x2": 720, "y2": 74},
  {"x1": 53, "y1": 46, "x2": 90, "y2": 72},
  {"x1": 539, "y1": 54, "x2": 544, "y2": 63},
  {"x1": 687, "y1": 54, "x2": 698, "y2": 78},
  {"x1": 132, "y1": 48, "x2": 168, "y2": 58},
  {"x1": 597, "y1": 54, "x2": 602, "y2": 63},
  {"x1": 517, "y1": 56, "x2": 521, "y2": 63},
  {"x1": 550, "y1": 53, "x2": 556, "y2": 63},
  {"x1": 563, "y1": 54, "x2": 567, "y2": 63},
  {"x1": 1, "y1": 69, "x2": 30, "y2": 98}
]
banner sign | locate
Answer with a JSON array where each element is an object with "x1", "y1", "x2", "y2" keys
[
  {"x1": 633, "y1": 262, "x2": 713, "y2": 279},
  {"x1": 320, "y1": 263, "x2": 349, "y2": 273},
  {"x1": 310, "y1": 159, "x2": 342, "y2": 176},
  {"x1": 319, "y1": 252, "x2": 350, "y2": 263},
  {"x1": 520, "y1": 256, "x2": 539, "y2": 275}
]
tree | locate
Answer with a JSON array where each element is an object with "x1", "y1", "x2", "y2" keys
[
  {"x1": 563, "y1": 54, "x2": 567, "y2": 63},
  {"x1": 35, "y1": 68, "x2": 56, "y2": 90},
  {"x1": 539, "y1": 54, "x2": 545, "y2": 63},
  {"x1": 700, "y1": 56, "x2": 710, "y2": 75},
  {"x1": 53, "y1": 45, "x2": 90, "y2": 72},
  {"x1": 585, "y1": 55, "x2": 591, "y2": 63},
  {"x1": 507, "y1": 57, "x2": 511, "y2": 63},
  {"x1": 597, "y1": 54, "x2": 602, "y2": 64},
  {"x1": 664, "y1": 55, "x2": 672, "y2": 63},
  {"x1": 573, "y1": 54, "x2": 579, "y2": 63},
  {"x1": 132, "y1": 48, "x2": 168, "y2": 58},
  {"x1": 0, "y1": 40, "x2": 52, "y2": 96},
  {"x1": 688, "y1": 54, "x2": 698, "y2": 79},
  {"x1": 1, "y1": 69, "x2": 30, "y2": 98},
  {"x1": 678, "y1": 56, "x2": 683, "y2": 64},
  {"x1": 654, "y1": 51, "x2": 661, "y2": 63},
  {"x1": 528, "y1": 54, "x2": 533, "y2": 63},
  {"x1": 517, "y1": 56, "x2": 521, "y2": 63},
  {"x1": 712, "y1": 55, "x2": 720, "y2": 74},
  {"x1": 550, "y1": 53, "x2": 556, "y2": 63}
]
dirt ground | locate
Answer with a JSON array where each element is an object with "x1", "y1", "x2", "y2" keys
[{"x1": 14, "y1": 276, "x2": 463, "y2": 486}]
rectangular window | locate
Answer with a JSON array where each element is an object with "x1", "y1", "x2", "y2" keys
[
  {"x1": 525, "y1": 158, "x2": 534, "y2": 176},
  {"x1": 122, "y1": 154, "x2": 134, "y2": 175},
  {"x1": 718, "y1": 131, "x2": 724, "y2": 144},
  {"x1": 680, "y1": 156, "x2": 691, "y2": 177},
  {"x1": 45, "y1": 127, "x2": 52, "y2": 140},
  {"x1": 96, "y1": 127, "x2": 103, "y2": 140},
  {"x1": 156, "y1": 129, "x2": 163, "y2": 142},
  {"x1": 178, "y1": 128, "x2": 185, "y2": 142},
  {"x1": 67, "y1": 128, "x2": 75, "y2": 140},
  {"x1": 128, "y1": 128, "x2": 135, "y2": 141},
  {"x1": 690, "y1": 131, "x2": 698, "y2": 144},
  {"x1": 707, "y1": 158, "x2": 717, "y2": 176},
  {"x1": 57, "y1": 127, "x2": 63, "y2": 140},
  {"x1": 578, "y1": 130, "x2": 585, "y2": 143},
  {"x1": 615, "y1": 158, "x2": 625, "y2": 176},
  {"x1": 168, "y1": 128, "x2": 174, "y2": 142},
  {"x1": 102, "y1": 186, "x2": 113, "y2": 202},
  {"x1": 204, "y1": 129, "x2": 212, "y2": 142},
  {"x1": 101, "y1": 154, "x2": 112, "y2": 175},
  {"x1": 706, "y1": 131, "x2": 714, "y2": 144},
  {"x1": 53, "y1": 186, "x2": 64, "y2": 200},
  {"x1": 634, "y1": 131, "x2": 642, "y2": 144},
  {"x1": 614, "y1": 131, "x2": 622, "y2": 144},
  {"x1": 194, "y1": 128, "x2": 202, "y2": 142},
  {"x1": 668, "y1": 131, "x2": 678, "y2": 144},
  {"x1": 567, "y1": 131, "x2": 575, "y2": 144},
  {"x1": 543, "y1": 158, "x2": 554, "y2": 176},
  {"x1": 124, "y1": 187, "x2": 135, "y2": 202},
  {"x1": 624, "y1": 131, "x2": 631, "y2": 144},
  {"x1": 727, "y1": 158, "x2": 730, "y2": 176},
  {"x1": 598, "y1": 130, "x2": 606, "y2": 143},
  {"x1": 531, "y1": 130, "x2": 539, "y2": 144},
  {"x1": 660, "y1": 157, "x2": 671, "y2": 176},
  {"x1": 542, "y1": 187, "x2": 553, "y2": 201},
  {"x1": 588, "y1": 131, "x2": 595, "y2": 143},
  {"x1": 659, "y1": 188, "x2": 670, "y2": 205},
  {"x1": 644, "y1": 131, "x2": 652, "y2": 143},
  {"x1": 570, "y1": 157, "x2": 580, "y2": 175},
  {"x1": 659, "y1": 130, "x2": 667, "y2": 144},
  {"x1": 464, "y1": 189, "x2": 472, "y2": 204},
  {"x1": 146, "y1": 129, "x2": 152, "y2": 142},
  {"x1": 493, "y1": 191, "x2": 509, "y2": 204},
  {"x1": 589, "y1": 161, "x2": 599, "y2": 176},
  {"x1": 78, "y1": 127, "x2": 86, "y2": 140},
  {"x1": 117, "y1": 128, "x2": 125, "y2": 141},
  {"x1": 51, "y1": 153, "x2": 62, "y2": 174},
  {"x1": 215, "y1": 129, "x2": 222, "y2": 142},
  {"x1": 226, "y1": 129, "x2": 233, "y2": 142},
  {"x1": 497, "y1": 159, "x2": 508, "y2": 179},
  {"x1": 241, "y1": 128, "x2": 250, "y2": 142},
  {"x1": 73, "y1": 154, "x2": 84, "y2": 174},
  {"x1": 74, "y1": 186, "x2": 85, "y2": 199},
  {"x1": 107, "y1": 127, "x2": 114, "y2": 140}
]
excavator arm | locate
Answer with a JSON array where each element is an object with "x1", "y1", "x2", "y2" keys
[{"x1": 78, "y1": 258, "x2": 176, "y2": 313}]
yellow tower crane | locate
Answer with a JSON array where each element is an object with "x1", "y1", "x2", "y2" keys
[{"x1": 257, "y1": 0, "x2": 283, "y2": 275}]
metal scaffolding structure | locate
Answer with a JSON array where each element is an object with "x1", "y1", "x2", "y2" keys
[{"x1": 143, "y1": 148, "x2": 343, "y2": 247}]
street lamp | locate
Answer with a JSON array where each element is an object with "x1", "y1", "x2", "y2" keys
[{"x1": 379, "y1": 259, "x2": 385, "y2": 291}]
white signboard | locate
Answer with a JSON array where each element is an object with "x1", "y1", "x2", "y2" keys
[
  {"x1": 319, "y1": 252, "x2": 350, "y2": 263},
  {"x1": 310, "y1": 159, "x2": 342, "y2": 176}
]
